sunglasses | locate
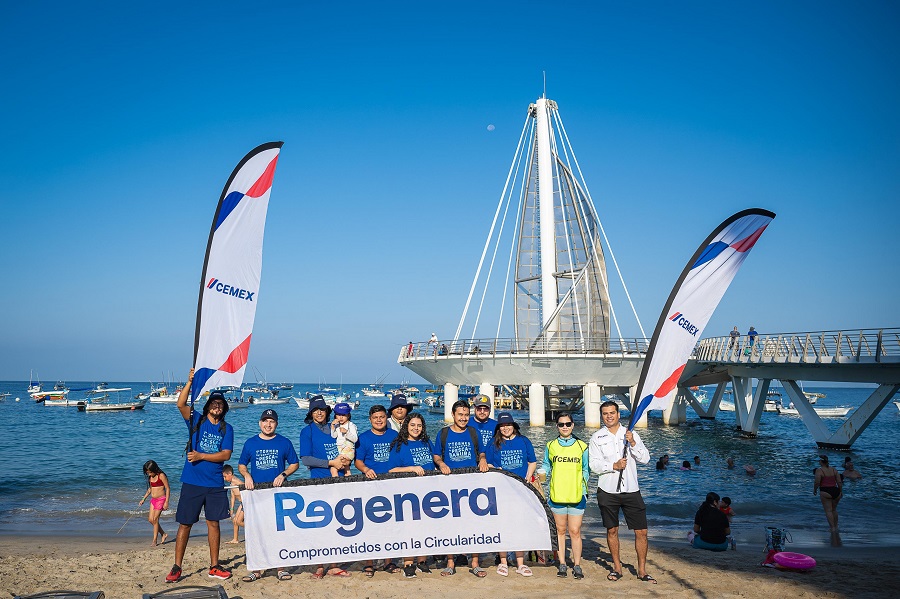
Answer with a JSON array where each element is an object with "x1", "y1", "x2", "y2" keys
[
  {"x1": 557, "y1": 422, "x2": 574, "y2": 427},
  {"x1": 475, "y1": 406, "x2": 490, "y2": 410}
]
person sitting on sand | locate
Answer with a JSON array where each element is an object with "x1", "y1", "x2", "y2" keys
[
  {"x1": 842, "y1": 458, "x2": 862, "y2": 480},
  {"x1": 139, "y1": 460, "x2": 170, "y2": 546},
  {"x1": 689, "y1": 492, "x2": 731, "y2": 551}
]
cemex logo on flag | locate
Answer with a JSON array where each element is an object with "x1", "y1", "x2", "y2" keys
[
  {"x1": 207, "y1": 277, "x2": 256, "y2": 302},
  {"x1": 668, "y1": 311, "x2": 700, "y2": 337}
]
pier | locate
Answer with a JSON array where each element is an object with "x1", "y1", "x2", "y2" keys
[{"x1": 399, "y1": 327, "x2": 900, "y2": 448}]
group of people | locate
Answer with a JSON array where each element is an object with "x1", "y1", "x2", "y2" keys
[
  {"x1": 148, "y1": 369, "x2": 660, "y2": 584},
  {"x1": 728, "y1": 325, "x2": 758, "y2": 350},
  {"x1": 689, "y1": 492, "x2": 736, "y2": 551},
  {"x1": 813, "y1": 454, "x2": 862, "y2": 533}
]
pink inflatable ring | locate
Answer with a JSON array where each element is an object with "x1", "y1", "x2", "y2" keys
[{"x1": 773, "y1": 551, "x2": 816, "y2": 570}]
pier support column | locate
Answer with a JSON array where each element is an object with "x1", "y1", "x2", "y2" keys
[
  {"x1": 479, "y1": 383, "x2": 495, "y2": 419},
  {"x1": 443, "y1": 383, "x2": 458, "y2": 423},
  {"x1": 529, "y1": 383, "x2": 545, "y2": 426},
  {"x1": 662, "y1": 389, "x2": 679, "y2": 426},
  {"x1": 630, "y1": 384, "x2": 648, "y2": 428},
  {"x1": 678, "y1": 396, "x2": 688, "y2": 423},
  {"x1": 583, "y1": 383, "x2": 602, "y2": 428}
]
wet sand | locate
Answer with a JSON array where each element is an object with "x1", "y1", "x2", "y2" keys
[{"x1": 2, "y1": 529, "x2": 898, "y2": 599}]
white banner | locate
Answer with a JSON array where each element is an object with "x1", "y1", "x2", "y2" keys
[{"x1": 241, "y1": 471, "x2": 552, "y2": 570}]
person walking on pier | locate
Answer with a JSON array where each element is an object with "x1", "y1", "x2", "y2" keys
[
  {"x1": 728, "y1": 326, "x2": 740, "y2": 349},
  {"x1": 589, "y1": 400, "x2": 654, "y2": 583}
]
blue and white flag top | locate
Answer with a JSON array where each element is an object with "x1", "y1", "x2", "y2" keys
[
  {"x1": 629, "y1": 208, "x2": 775, "y2": 429},
  {"x1": 191, "y1": 142, "x2": 284, "y2": 403}
]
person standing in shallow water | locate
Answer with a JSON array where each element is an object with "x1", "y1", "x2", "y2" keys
[
  {"x1": 814, "y1": 455, "x2": 842, "y2": 532},
  {"x1": 166, "y1": 369, "x2": 235, "y2": 583}
]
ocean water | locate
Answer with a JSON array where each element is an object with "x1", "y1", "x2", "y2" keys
[{"x1": 1, "y1": 381, "x2": 898, "y2": 549}]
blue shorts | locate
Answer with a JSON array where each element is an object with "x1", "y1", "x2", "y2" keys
[
  {"x1": 175, "y1": 482, "x2": 229, "y2": 525},
  {"x1": 548, "y1": 496, "x2": 586, "y2": 516},
  {"x1": 692, "y1": 536, "x2": 729, "y2": 551}
]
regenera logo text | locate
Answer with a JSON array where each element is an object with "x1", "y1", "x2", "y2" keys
[{"x1": 274, "y1": 487, "x2": 498, "y2": 537}]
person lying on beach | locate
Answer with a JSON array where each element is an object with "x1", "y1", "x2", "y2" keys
[{"x1": 139, "y1": 460, "x2": 170, "y2": 546}]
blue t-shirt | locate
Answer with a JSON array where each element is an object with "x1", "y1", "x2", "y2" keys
[
  {"x1": 433, "y1": 427, "x2": 483, "y2": 469},
  {"x1": 355, "y1": 428, "x2": 399, "y2": 475},
  {"x1": 469, "y1": 416, "x2": 498, "y2": 450},
  {"x1": 298, "y1": 423, "x2": 340, "y2": 478},
  {"x1": 238, "y1": 433, "x2": 299, "y2": 484},
  {"x1": 486, "y1": 434, "x2": 536, "y2": 480},
  {"x1": 388, "y1": 439, "x2": 436, "y2": 471},
  {"x1": 181, "y1": 412, "x2": 234, "y2": 488}
]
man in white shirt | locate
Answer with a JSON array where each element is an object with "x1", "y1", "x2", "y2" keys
[{"x1": 588, "y1": 401, "x2": 655, "y2": 584}]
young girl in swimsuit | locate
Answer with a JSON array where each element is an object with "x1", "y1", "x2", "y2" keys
[
  {"x1": 139, "y1": 460, "x2": 170, "y2": 546},
  {"x1": 814, "y1": 455, "x2": 842, "y2": 532}
]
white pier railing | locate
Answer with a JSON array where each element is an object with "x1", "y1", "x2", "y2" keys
[
  {"x1": 694, "y1": 328, "x2": 900, "y2": 365},
  {"x1": 399, "y1": 336, "x2": 651, "y2": 362}
]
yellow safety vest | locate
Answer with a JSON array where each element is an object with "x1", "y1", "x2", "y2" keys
[{"x1": 548, "y1": 438, "x2": 588, "y2": 504}]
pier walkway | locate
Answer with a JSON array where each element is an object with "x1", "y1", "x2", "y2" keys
[{"x1": 400, "y1": 328, "x2": 900, "y2": 448}]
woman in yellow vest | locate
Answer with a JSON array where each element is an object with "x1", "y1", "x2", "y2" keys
[{"x1": 542, "y1": 412, "x2": 589, "y2": 579}]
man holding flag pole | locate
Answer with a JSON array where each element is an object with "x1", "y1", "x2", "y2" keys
[
  {"x1": 589, "y1": 401, "x2": 652, "y2": 582},
  {"x1": 589, "y1": 208, "x2": 776, "y2": 584},
  {"x1": 167, "y1": 368, "x2": 235, "y2": 583}
]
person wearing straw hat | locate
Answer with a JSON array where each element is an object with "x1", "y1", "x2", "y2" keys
[{"x1": 238, "y1": 408, "x2": 299, "y2": 582}]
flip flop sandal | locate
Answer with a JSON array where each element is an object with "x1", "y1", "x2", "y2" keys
[
  {"x1": 364, "y1": 566, "x2": 375, "y2": 578},
  {"x1": 638, "y1": 574, "x2": 658, "y2": 584},
  {"x1": 328, "y1": 568, "x2": 352, "y2": 577},
  {"x1": 241, "y1": 572, "x2": 260, "y2": 582},
  {"x1": 310, "y1": 568, "x2": 326, "y2": 580},
  {"x1": 607, "y1": 571, "x2": 623, "y2": 581},
  {"x1": 516, "y1": 565, "x2": 533, "y2": 577},
  {"x1": 496, "y1": 564, "x2": 509, "y2": 576},
  {"x1": 469, "y1": 567, "x2": 487, "y2": 578},
  {"x1": 440, "y1": 566, "x2": 456, "y2": 576},
  {"x1": 276, "y1": 570, "x2": 292, "y2": 581},
  {"x1": 383, "y1": 562, "x2": 400, "y2": 574}
]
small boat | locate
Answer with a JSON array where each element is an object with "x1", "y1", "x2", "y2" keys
[
  {"x1": 78, "y1": 388, "x2": 146, "y2": 412},
  {"x1": 27, "y1": 370, "x2": 42, "y2": 396},
  {"x1": 278, "y1": 382, "x2": 294, "y2": 390},
  {"x1": 43, "y1": 396, "x2": 84, "y2": 407},
  {"x1": 719, "y1": 401, "x2": 735, "y2": 412},
  {"x1": 0, "y1": 392, "x2": 11, "y2": 401},
  {"x1": 361, "y1": 385, "x2": 385, "y2": 397},
  {"x1": 776, "y1": 404, "x2": 851, "y2": 418},
  {"x1": 33, "y1": 389, "x2": 71, "y2": 403},
  {"x1": 248, "y1": 390, "x2": 290, "y2": 405},
  {"x1": 294, "y1": 395, "x2": 310, "y2": 410},
  {"x1": 148, "y1": 385, "x2": 181, "y2": 403}
]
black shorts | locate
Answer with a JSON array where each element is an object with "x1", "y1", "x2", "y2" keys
[
  {"x1": 175, "y1": 482, "x2": 229, "y2": 525},
  {"x1": 597, "y1": 489, "x2": 647, "y2": 530}
]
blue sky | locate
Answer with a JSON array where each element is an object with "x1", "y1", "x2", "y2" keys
[{"x1": 2, "y1": 2, "x2": 898, "y2": 383}]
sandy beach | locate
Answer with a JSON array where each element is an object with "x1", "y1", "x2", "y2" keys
[{"x1": 3, "y1": 527, "x2": 898, "y2": 599}]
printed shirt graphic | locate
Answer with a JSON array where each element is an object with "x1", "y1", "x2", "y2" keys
[
  {"x1": 181, "y1": 412, "x2": 234, "y2": 487},
  {"x1": 388, "y1": 439, "x2": 436, "y2": 471},
  {"x1": 435, "y1": 428, "x2": 482, "y2": 469},
  {"x1": 469, "y1": 417, "x2": 498, "y2": 450},
  {"x1": 239, "y1": 434, "x2": 299, "y2": 484},
  {"x1": 355, "y1": 429, "x2": 399, "y2": 475},
  {"x1": 486, "y1": 435, "x2": 536, "y2": 479},
  {"x1": 299, "y1": 423, "x2": 340, "y2": 479}
]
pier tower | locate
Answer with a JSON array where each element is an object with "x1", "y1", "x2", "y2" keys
[{"x1": 400, "y1": 97, "x2": 647, "y2": 425}]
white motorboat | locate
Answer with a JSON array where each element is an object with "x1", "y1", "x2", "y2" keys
[
  {"x1": 361, "y1": 386, "x2": 385, "y2": 397},
  {"x1": 33, "y1": 389, "x2": 70, "y2": 403},
  {"x1": 147, "y1": 384, "x2": 181, "y2": 403},
  {"x1": 294, "y1": 396, "x2": 310, "y2": 410},
  {"x1": 43, "y1": 397, "x2": 84, "y2": 407},
  {"x1": 248, "y1": 391, "x2": 290, "y2": 405},
  {"x1": 78, "y1": 389, "x2": 146, "y2": 412},
  {"x1": 776, "y1": 404, "x2": 851, "y2": 418},
  {"x1": 0, "y1": 392, "x2": 11, "y2": 401}
]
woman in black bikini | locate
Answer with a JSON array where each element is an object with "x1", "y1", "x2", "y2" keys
[{"x1": 813, "y1": 455, "x2": 842, "y2": 532}]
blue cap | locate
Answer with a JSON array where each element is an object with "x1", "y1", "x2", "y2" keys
[{"x1": 333, "y1": 402, "x2": 352, "y2": 415}]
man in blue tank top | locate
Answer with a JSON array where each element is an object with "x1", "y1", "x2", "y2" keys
[{"x1": 167, "y1": 369, "x2": 235, "y2": 583}]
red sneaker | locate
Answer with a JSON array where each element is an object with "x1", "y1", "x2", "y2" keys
[
  {"x1": 208, "y1": 564, "x2": 232, "y2": 580},
  {"x1": 165, "y1": 564, "x2": 182, "y2": 583}
]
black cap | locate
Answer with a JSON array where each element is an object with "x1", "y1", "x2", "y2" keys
[{"x1": 260, "y1": 409, "x2": 278, "y2": 422}]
